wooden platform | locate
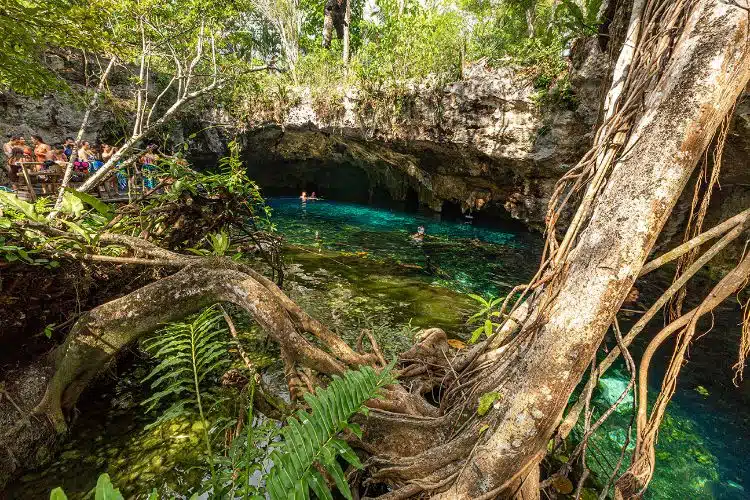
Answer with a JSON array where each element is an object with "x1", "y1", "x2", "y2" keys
[{"x1": 11, "y1": 162, "x2": 138, "y2": 203}]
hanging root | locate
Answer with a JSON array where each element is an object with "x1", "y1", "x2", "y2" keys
[
  {"x1": 617, "y1": 250, "x2": 750, "y2": 497},
  {"x1": 667, "y1": 109, "x2": 733, "y2": 322},
  {"x1": 733, "y1": 297, "x2": 750, "y2": 385}
]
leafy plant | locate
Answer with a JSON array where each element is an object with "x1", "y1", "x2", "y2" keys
[
  {"x1": 213, "y1": 379, "x2": 281, "y2": 499},
  {"x1": 49, "y1": 472, "x2": 132, "y2": 500},
  {"x1": 141, "y1": 304, "x2": 231, "y2": 486},
  {"x1": 63, "y1": 187, "x2": 115, "y2": 220},
  {"x1": 265, "y1": 364, "x2": 395, "y2": 500},
  {"x1": 188, "y1": 230, "x2": 233, "y2": 257},
  {"x1": 466, "y1": 293, "x2": 503, "y2": 343},
  {"x1": 555, "y1": 0, "x2": 603, "y2": 37}
]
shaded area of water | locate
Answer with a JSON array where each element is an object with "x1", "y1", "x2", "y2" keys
[{"x1": 6, "y1": 198, "x2": 749, "y2": 499}]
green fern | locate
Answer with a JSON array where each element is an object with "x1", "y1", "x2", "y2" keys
[
  {"x1": 141, "y1": 304, "x2": 231, "y2": 486},
  {"x1": 141, "y1": 305, "x2": 230, "y2": 420},
  {"x1": 265, "y1": 364, "x2": 395, "y2": 500}
]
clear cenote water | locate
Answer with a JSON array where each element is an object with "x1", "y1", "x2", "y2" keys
[{"x1": 7, "y1": 197, "x2": 748, "y2": 499}]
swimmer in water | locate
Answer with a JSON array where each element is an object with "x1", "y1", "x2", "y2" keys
[
  {"x1": 300, "y1": 191, "x2": 307, "y2": 201},
  {"x1": 310, "y1": 191, "x2": 317, "y2": 200},
  {"x1": 411, "y1": 225, "x2": 425, "y2": 242}
]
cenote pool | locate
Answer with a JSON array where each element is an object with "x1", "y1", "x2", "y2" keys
[{"x1": 7, "y1": 198, "x2": 749, "y2": 499}]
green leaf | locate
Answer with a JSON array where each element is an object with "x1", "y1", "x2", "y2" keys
[
  {"x1": 469, "y1": 325, "x2": 484, "y2": 344},
  {"x1": 43, "y1": 323, "x2": 56, "y2": 339},
  {"x1": 344, "y1": 422, "x2": 363, "y2": 439},
  {"x1": 321, "y1": 449, "x2": 352, "y2": 500},
  {"x1": 467, "y1": 293, "x2": 489, "y2": 307},
  {"x1": 0, "y1": 191, "x2": 42, "y2": 221},
  {"x1": 94, "y1": 473, "x2": 124, "y2": 500},
  {"x1": 477, "y1": 392, "x2": 501, "y2": 416},
  {"x1": 484, "y1": 319, "x2": 493, "y2": 337},
  {"x1": 61, "y1": 191, "x2": 84, "y2": 218},
  {"x1": 61, "y1": 220, "x2": 90, "y2": 243},
  {"x1": 49, "y1": 487, "x2": 68, "y2": 500},
  {"x1": 63, "y1": 188, "x2": 114, "y2": 220},
  {"x1": 308, "y1": 469, "x2": 334, "y2": 500},
  {"x1": 331, "y1": 438, "x2": 362, "y2": 469}
]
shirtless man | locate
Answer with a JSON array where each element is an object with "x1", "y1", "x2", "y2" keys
[
  {"x1": 31, "y1": 135, "x2": 51, "y2": 163},
  {"x1": 3, "y1": 133, "x2": 16, "y2": 159}
]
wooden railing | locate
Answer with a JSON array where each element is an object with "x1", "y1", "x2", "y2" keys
[{"x1": 12, "y1": 162, "x2": 145, "y2": 203}]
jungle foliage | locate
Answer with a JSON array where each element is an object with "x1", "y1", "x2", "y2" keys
[
  {"x1": 215, "y1": 0, "x2": 603, "y2": 125},
  {"x1": 49, "y1": 324, "x2": 395, "y2": 499}
]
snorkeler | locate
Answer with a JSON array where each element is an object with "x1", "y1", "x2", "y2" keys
[{"x1": 411, "y1": 226, "x2": 425, "y2": 242}]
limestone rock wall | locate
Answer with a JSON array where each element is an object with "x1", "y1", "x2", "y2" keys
[{"x1": 244, "y1": 50, "x2": 603, "y2": 228}]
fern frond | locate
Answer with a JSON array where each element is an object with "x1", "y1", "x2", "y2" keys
[
  {"x1": 140, "y1": 304, "x2": 229, "y2": 421},
  {"x1": 265, "y1": 364, "x2": 395, "y2": 500}
]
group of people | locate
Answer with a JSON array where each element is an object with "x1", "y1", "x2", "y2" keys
[
  {"x1": 299, "y1": 191, "x2": 319, "y2": 201},
  {"x1": 2, "y1": 132, "x2": 160, "y2": 194}
]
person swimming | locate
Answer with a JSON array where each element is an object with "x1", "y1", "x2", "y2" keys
[
  {"x1": 411, "y1": 225, "x2": 425, "y2": 242},
  {"x1": 300, "y1": 191, "x2": 307, "y2": 201},
  {"x1": 310, "y1": 191, "x2": 317, "y2": 200}
]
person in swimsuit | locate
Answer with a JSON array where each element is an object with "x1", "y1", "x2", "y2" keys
[
  {"x1": 5, "y1": 147, "x2": 25, "y2": 190},
  {"x1": 63, "y1": 137, "x2": 75, "y2": 160},
  {"x1": 411, "y1": 225, "x2": 425, "y2": 242},
  {"x1": 31, "y1": 135, "x2": 51, "y2": 164},
  {"x1": 3, "y1": 133, "x2": 18, "y2": 160},
  {"x1": 300, "y1": 191, "x2": 307, "y2": 201},
  {"x1": 139, "y1": 144, "x2": 159, "y2": 190}
]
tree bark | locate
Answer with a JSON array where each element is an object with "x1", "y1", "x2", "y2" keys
[
  {"x1": 434, "y1": 1, "x2": 750, "y2": 497},
  {"x1": 323, "y1": 0, "x2": 346, "y2": 48},
  {"x1": 343, "y1": 0, "x2": 352, "y2": 63},
  {"x1": 49, "y1": 57, "x2": 116, "y2": 218},
  {"x1": 7, "y1": 2, "x2": 750, "y2": 498}
]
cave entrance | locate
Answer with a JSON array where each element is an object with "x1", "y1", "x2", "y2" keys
[
  {"x1": 404, "y1": 186, "x2": 420, "y2": 212},
  {"x1": 440, "y1": 200, "x2": 463, "y2": 220}
]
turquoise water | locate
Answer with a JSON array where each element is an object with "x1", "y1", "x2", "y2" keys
[
  {"x1": 270, "y1": 197, "x2": 749, "y2": 500},
  {"x1": 269, "y1": 197, "x2": 542, "y2": 296}
]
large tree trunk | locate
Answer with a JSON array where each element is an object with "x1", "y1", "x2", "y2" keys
[
  {"x1": 433, "y1": 1, "x2": 750, "y2": 497},
  {"x1": 343, "y1": 0, "x2": 352, "y2": 63}
]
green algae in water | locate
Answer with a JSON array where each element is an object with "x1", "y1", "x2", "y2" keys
[
  {"x1": 269, "y1": 197, "x2": 542, "y2": 296},
  {"x1": 9, "y1": 365, "x2": 211, "y2": 499},
  {"x1": 578, "y1": 364, "x2": 744, "y2": 500}
]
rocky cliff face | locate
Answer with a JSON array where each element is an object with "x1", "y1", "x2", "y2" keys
[
  {"x1": 242, "y1": 37, "x2": 750, "y2": 259},
  {"x1": 3, "y1": 44, "x2": 749, "y2": 241},
  {"x1": 242, "y1": 40, "x2": 609, "y2": 229},
  {"x1": 0, "y1": 52, "x2": 228, "y2": 170}
]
